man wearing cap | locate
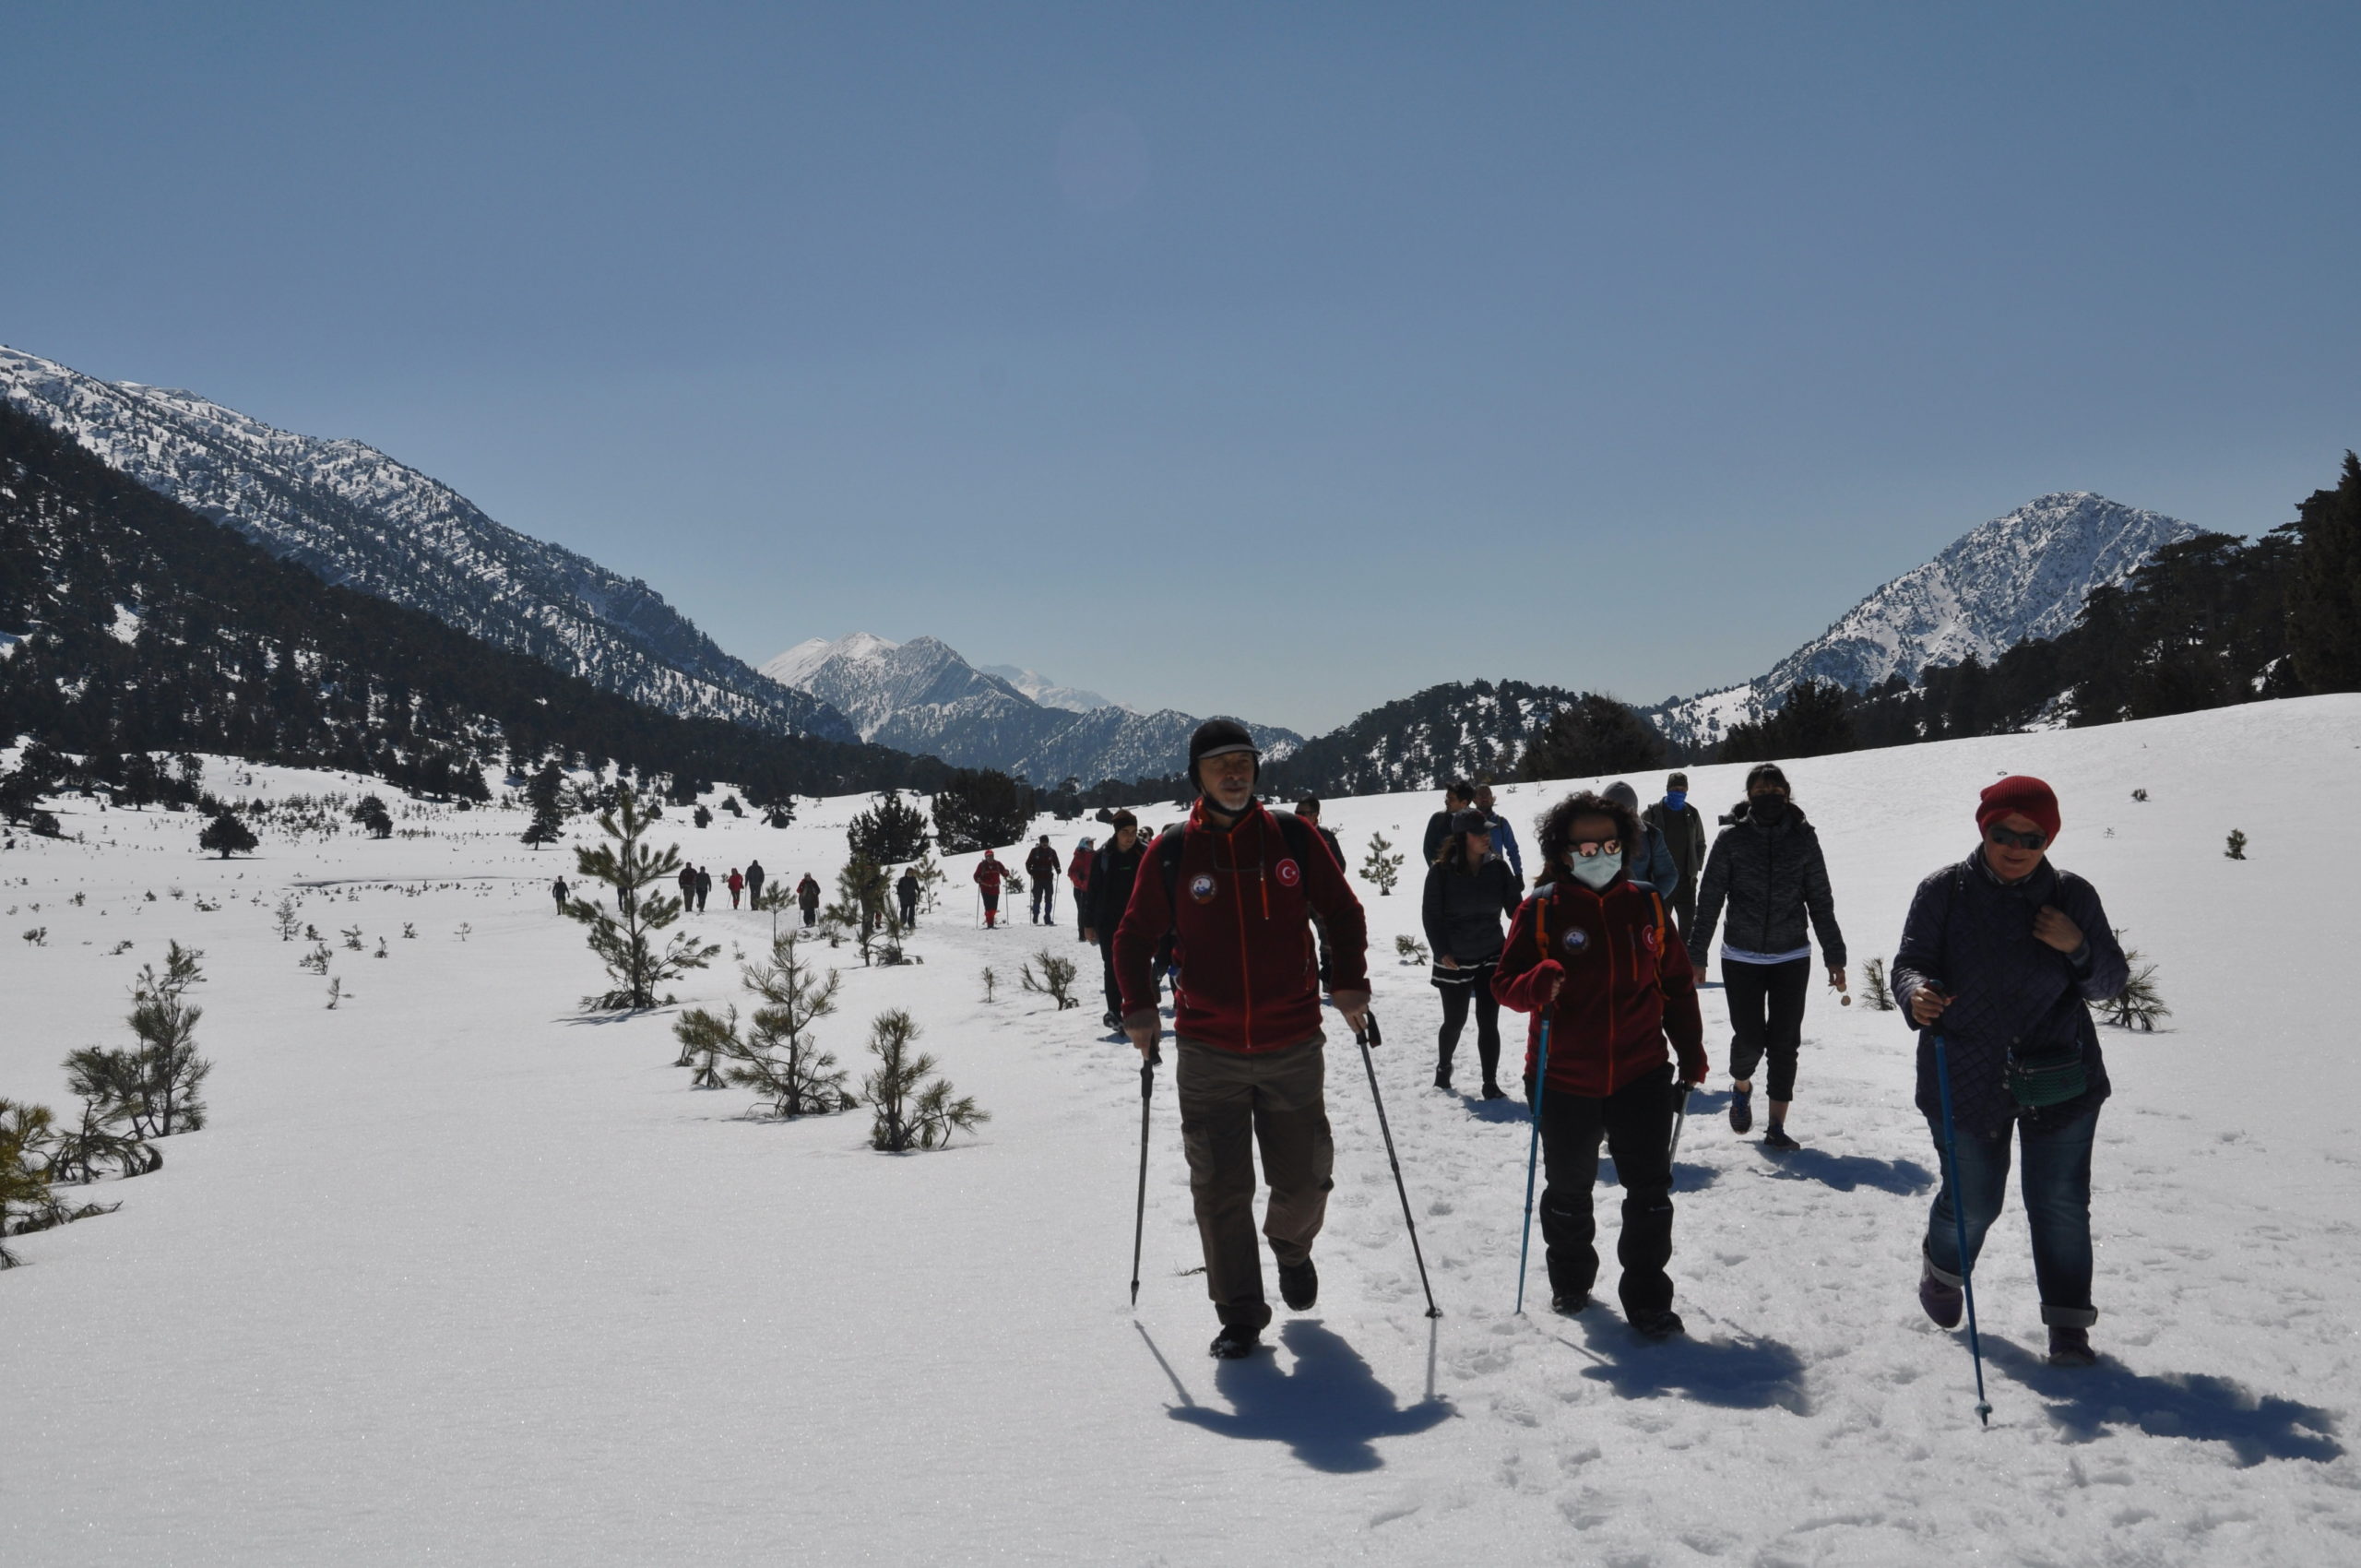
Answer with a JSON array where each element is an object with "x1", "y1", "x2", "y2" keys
[
  {"x1": 1891, "y1": 775, "x2": 2128, "y2": 1368},
  {"x1": 1115, "y1": 719, "x2": 1371, "y2": 1360},
  {"x1": 1643, "y1": 772, "x2": 1709, "y2": 937}
]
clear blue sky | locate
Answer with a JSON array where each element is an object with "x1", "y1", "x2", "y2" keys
[{"x1": 6, "y1": 2, "x2": 2358, "y2": 734}]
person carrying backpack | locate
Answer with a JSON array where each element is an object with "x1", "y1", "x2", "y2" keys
[
  {"x1": 727, "y1": 867, "x2": 745, "y2": 909},
  {"x1": 1114, "y1": 719, "x2": 1369, "y2": 1360},
  {"x1": 896, "y1": 867, "x2": 920, "y2": 930},
  {"x1": 1685, "y1": 763, "x2": 1846, "y2": 1150},
  {"x1": 974, "y1": 849, "x2": 1009, "y2": 928},
  {"x1": 1493, "y1": 790, "x2": 1708, "y2": 1338},
  {"x1": 1892, "y1": 776, "x2": 2127, "y2": 1368},
  {"x1": 1026, "y1": 835, "x2": 1062, "y2": 925},
  {"x1": 797, "y1": 872, "x2": 822, "y2": 928},
  {"x1": 677, "y1": 864, "x2": 697, "y2": 909},
  {"x1": 1085, "y1": 814, "x2": 1147, "y2": 1028},
  {"x1": 744, "y1": 859, "x2": 765, "y2": 908},
  {"x1": 1421, "y1": 807, "x2": 1524, "y2": 1097},
  {"x1": 1604, "y1": 781, "x2": 1678, "y2": 899}
]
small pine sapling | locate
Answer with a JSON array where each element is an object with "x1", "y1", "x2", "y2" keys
[
  {"x1": 1019, "y1": 947, "x2": 1081, "y2": 1009},
  {"x1": 712, "y1": 933, "x2": 852, "y2": 1118},
  {"x1": 21, "y1": 927, "x2": 45, "y2": 947},
  {"x1": 326, "y1": 977, "x2": 345, "y2": 1010},
  {"x1": 1395, "y1": 934, "x2": 1430, "y2": 966},
  {"x1": 1, "y1": 1099, "x2": 58, "y2": 1264},
  {"x1": 908, "y1": 852, "x2": 947, "y2": 912},
  {"x1": 980, "y1": 966, "x2": 999, "y2": 1003},
  {"x1": 2104, "y1": 948, "x2": 2171, "y2": 1031},
  {"x1": 2131, "y1": 788, "x2": 2149, "y2": 802},
  {"x1": 2225, "y1": 829, "x2": 2248, "y2": 861},
  {"x1": 341, "y1": 924, "x2": 364, "y2": 951},
  {"x1": 1361, "y1": 832, "x2": 1405, "y2": 897},
  {"x1": 300, "y1": 942, "x2": 331, "y2": 975},
  {"x1": 565, "y1": 785, "x2": 718, "y2": 1011},
  {"x1": 273, "y1": 897, "x2": 302, "y2": 942},
  {"x1": 672, "y1": 1004, "x2": 735, "y2": 1087},
  {"x1": 862, "y1": 1010, "x2": 987, "y2": 1151},
  {"x1": 45, "y1": 1096, "x2": 160, "y2": 1185},
  {"x1": 1860, "y1": 956, "x2": 1895, "y2": 1012}
]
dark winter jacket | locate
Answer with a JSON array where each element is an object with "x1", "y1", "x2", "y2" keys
[
  {"x1": 896, "y1": 872, "x2": 919, "y2": 909},
  {"x1": 1493, "y1": 873, "x2": 1707, "y2": 1095},
  {"x1": 1026, "y1": 844, "x2": 1061, "y2": 885},
  {"x1": 1686, "y1": 801, "x2": 1846, "y2": 969},
  {"x1": 797, "y1": 875, "x2": 822, "y2": 909},
  {"x1": 1643, "y1": 801, "x2": 1708, "y2": 897},
  {"x1": 1087, "y1": 837, "x2": 1149, "y2": 938},
  {"x1": 1113, "y1": 799, "x2": 1370, "y2": 1052},
  {"x1": 1891, "y1": 849, "x2": 2129, "y2": 1139},
  {"x1": 1420, "y1": 853, "x2": 1524, "y2": 967},
  {"x1": 1422, "y1": 809, "x2": 1459, "y2": 865}
]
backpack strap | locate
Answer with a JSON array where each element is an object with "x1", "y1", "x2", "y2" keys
[{"x1": 1155, "y1": 825, "x2": 1189, "y2": 909}]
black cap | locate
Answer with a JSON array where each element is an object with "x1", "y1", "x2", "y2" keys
[
  {"x1": 1189, "y1": 718, "x2": 1259, "y2": 778},
  {"x1": 1450, "y1": 808, "x2": 1489, "y2": 837}
]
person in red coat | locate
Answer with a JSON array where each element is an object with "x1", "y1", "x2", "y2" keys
[
  {"x1": 1115, "y1": 719, "x2": 1369, "y2": 1360},
  {"x1": 973, "y1": 849, "x2": 1009, "y2": 927},
  {"x1": 1494, "y1": 789, "x2": 1709, "y2": 1339},
  {"x1": 1066, "y1": 837, "x2": 1094, "y2": 944},
  {"x1": 727, "y1": 867, "x2": 745, "y2": 909}
]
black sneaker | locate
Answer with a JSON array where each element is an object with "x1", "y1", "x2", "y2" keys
[
  {"x1": 1729, "y1": 1087, "x2": 1753, "y2": 1134},
  {"x1": 1278, "y1": 1258, "x2": 1318, "y2": 1311},
  {"x1": 1481, "y1": 1082, "x2": 1508, "y2": 1099},
  {"x1": 1549, "y1": 1290, "x2": 1590, "y2": 1316},
  {"x1": 1209, "y1": 1323, "x2": 1261, "y2": 1359},
  {"x1": 1629, "y1": 1306, "x2": 1686, "y2": 1341},
  {"x1": 1762, "y1": 1123, "x2": 1799, "y2": 1150},
  {"x1": 2047, "y1": 1325, "x2": 2096, "y2": 1367},
  {"x1": 1433, "y1": 1070, "x2": 1453, "y2": 1092}
]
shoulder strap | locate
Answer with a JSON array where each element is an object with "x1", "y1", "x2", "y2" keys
[{"x1": 1156, "y1": 826, "x2": 1188, "y2": 908}]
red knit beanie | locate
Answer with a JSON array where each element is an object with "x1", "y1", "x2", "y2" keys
[{"x1": 1977, "y1": 775, "x2": 2059, "y2": 842}]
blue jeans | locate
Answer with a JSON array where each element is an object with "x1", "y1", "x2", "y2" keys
[{"x1": 1924, "y1": 1104, "x2": 2098, "y2": 1327}]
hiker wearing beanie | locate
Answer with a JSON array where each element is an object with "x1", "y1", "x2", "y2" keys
[
  {"x1": 1643, "y1": 772, "x2": 1708, "y2": 936},
  {"x1": 1605, "y1": 781, "x2": 1679, "y2": 899},
  {"x1": 1422, "y1": 807, "x2": 1525, "y2": 1097},
  {"x1": 1086, "y1": 814, "x2": 1149, "y2": 1027},
  {"x1": 1114, "y1": 719, "x2": 1370, "y2": 1360},
  {"x1": 1685, "y1": 762, "x2": 1846, "y2": 1149},
  {"x1": 1892, "y1": 776, "x2": 2128, "y2": 1368},
  {"x1": 1493, "y1": 790, "x2": 1708, "y2": 1338}
]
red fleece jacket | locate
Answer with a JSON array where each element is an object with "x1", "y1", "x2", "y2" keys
[
  {"x1": 1492, "y1": 873, "x2": 1709, "y2": 1096},
  {"x1": 1113, "y1": 799, "x2": 1368, "y2": 1052}
]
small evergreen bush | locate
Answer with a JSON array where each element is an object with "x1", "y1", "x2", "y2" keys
[
  {"x1": 863, "y1": 1010, "x2": 987, "y2": 1152},
  {"x1": 1361, "y1": 833, "x2": 1404, "y2": 897},
  {"x1": 1395, "y1": 934, "x2": 1430, "y2": 966},
  {"x1": 1019, "y1": 947, "x2": 1081, "y2": 1009},
  {"x1": 2104, "y1": 949, "x2": 2171, "y2": 1031},
  {"x1": 1860, "y1": 956, "x2": 1895, "y2": 1012}
]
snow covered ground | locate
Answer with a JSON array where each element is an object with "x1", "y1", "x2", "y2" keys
[{"x1": 5, "y1": 697, "x2": 2358, "y2": 1566}]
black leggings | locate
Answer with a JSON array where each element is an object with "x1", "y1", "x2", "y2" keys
[
  {"x1": 1435, "y1": 964, "x2": 1501, "y2": 1085},
  {"x1": 1723, "y1": 956, "x2": 1810, "y2": 1101}
]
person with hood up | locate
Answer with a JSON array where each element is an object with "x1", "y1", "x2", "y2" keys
[
  {"x1": 974, "y1": 849, "x2": 1010, "y2": 928},
  {"x1": 1492, "y1": 790, "x2": 1707, "y2": 1337},
  {"x1": 1068, "y1": 837, "x2": 1095, "y2": 944},
  {"x1": 1685, "y1": 763, "x2": 1846, "y2": 1150},
  {"x1": 1026, "y1": 835, "x2": 1062, "y2": 925},
  {"x1": 796, "y1": 872, "x2": 822, "y2": 928},
  {"x1": 1642, "y1": 773, "x2": 1707, "y2": 936},
  {"x1": 1891, "y1": 777, "x2": 2127, "y2": 1368},
  {"x1": 1115, "y1": 719, "x2": 1370, "y2": 1360},
  {"x1": 1604, "y1": 781, "x2": 1678, "y2": 899},
  {"x1": 1422, "y1": 807, "x2": 1525, "y2": 1097}
]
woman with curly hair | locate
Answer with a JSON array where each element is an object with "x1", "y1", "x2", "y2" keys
[{"x1": 1494, "y1": 790, "x2": 1709, "y2": 1338}]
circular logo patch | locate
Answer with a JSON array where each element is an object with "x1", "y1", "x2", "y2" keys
[
  {"x1": 1561, "y1": 928, "x2": 1590, "y2": 955},
  {"x1": 1188, "y1": 873, "x2": 1218, "y2": 904},
  {"x1": 1642, "y1": 924, "x2": 1659, "y2": 951},
  {"x1": 1274, "y1": 859, "x2": 1301, "y2": 888}
]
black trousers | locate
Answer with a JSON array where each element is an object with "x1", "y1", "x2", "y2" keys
[
  {"x1": 898, "y1": 897, "x2": 918, "y2": 929},
  {"x1": 1724, "y1": 956, "x2": 1810, "y2": 1101},
  {"x1": 1433, "y1": 963, "x2": 1501, "y2": 1086},
  {"x1": 1533, "y1": 1063, "x2": 1678, "y2": 1313},
  {"x1": 1098, "y1": 934, "x2": 1122, "y2": 1017},
  {"x1": 1668, "y1": 885, "x2": 1696, "y2": 941}
]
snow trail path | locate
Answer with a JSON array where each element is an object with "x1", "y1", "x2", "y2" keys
[{"x1": 5, "y1": 697, "x2": 2359, "y2": 1564}]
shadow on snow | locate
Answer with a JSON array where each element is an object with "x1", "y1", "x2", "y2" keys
[
  {"x1": 1984, "y1": 1337, "x2": 2343, "y2": 1466},
  {"x1": 1146, "y1": 1319, "x2": 1452, "y2": 1472},
  {"x1": 1557, "y1": 1314, "x2": 1810, "y2": 1414},
  {"x1": 1748, "y1": 1145, "x2": 1936, "y2": 1195}
]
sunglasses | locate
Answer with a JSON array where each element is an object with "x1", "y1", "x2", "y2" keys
[
  {"x1": 1985, "y1": 824, "x2": 2047, "y2": 851},
  {"x1": 1569, "y1": 839, "x2": 1622, "y2": 859}
]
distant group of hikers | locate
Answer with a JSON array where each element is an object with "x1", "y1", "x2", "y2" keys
[{"x1": 1091, "y1": 719, "x2": 2122, "y2": 1372}]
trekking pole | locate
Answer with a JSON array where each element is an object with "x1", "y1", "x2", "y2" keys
[
  {"x1": 1514, "y1": 1020, "x2": 1552, "y2": 1314},
  {"x1": 1354, "y1": 1012, "x2": 1442, "y2": 1319},
  {"x1": 1667, "y1": 1079, "x2": 1695, "y2": 1170},
  {"x1": 1129, "y1": 1043, "x2": 1159, "y2": 1308},
  {"x1": 1932, "y1": 1031, "x2": 1995, "y2": 1426}
]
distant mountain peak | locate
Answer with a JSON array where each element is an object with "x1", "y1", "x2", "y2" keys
[{"x1": 977, "y1": 663, "x2": 1120, "y2": 714}]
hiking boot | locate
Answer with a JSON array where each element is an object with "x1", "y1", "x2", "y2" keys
[
  {"x1": 1919, "y1": 1260, "x2": 1964, "y2": 1328},
  {"x1": 1629, "y1": 1306, "x2": 1686, "y2": 1341},
  {"x1": 1433, "y1": 1068, "x2": 1453, "y2": 1092},
  {"x1": 1729, "y1": 1087, "x2": 1753, "y2": 1134},
  {"x1": 1209, "y1": 1323, "x2": 1261, "y2": 1360},
  {"x1": 1102, "y1": 1010, "x2": 1121, "y2": 1030},
  {"x1": 1762, "y1": 1123, "x2": 1799, "y2": 1151},
  {"x1": 1278, "y1": 1258, "x2": 1319, "y2": 1311},
  {"x1": 1549, "y1": 1290, "x2": 1589, "y2": 1316},
  {"x1": 1481, "y1": 1081, "x2": 1508, "y2": 1099},
  {"x1": 2047, "y1": 1325, "x2": 2096, "y2": 1367}
]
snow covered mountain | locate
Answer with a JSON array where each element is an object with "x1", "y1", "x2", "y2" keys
[
  {"x1": 764, "y1": 633, "x2": 1299, "y2": 784},
  {"x1": 1645, "y1": 493, "x2": 2198, "y2": 753},
  {"x1": 0, "y1": 346, "x2": 856, "y2": 742},
  {"x1": 977, "y1": 664, "x2": 1120, "y2": 714}
]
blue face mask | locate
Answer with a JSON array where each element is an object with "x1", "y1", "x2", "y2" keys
[
  {"x1": 1569, "y1": 854, "x2": 1620, "y2": 891},
  {"x1": 1664, "y1": 790, "x2": 1687, "y2": 811}
]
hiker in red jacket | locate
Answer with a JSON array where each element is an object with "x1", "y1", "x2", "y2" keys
[
  {"x1": 727, "y1": 867, "x2": 745, "y2": 909},
  {"x1": 1494, "y1": 789, "x2": 1709, "y2": 1340},
  {"x1": 974, "y1": 849, "x2": 1009, "y2": 927},
  {"x1": 1067, "y1": 837, "x2": 1095, "y2": 944},
  {"x1": 1115, "y1": 719, "x2": 1370, "y2": 1360}
]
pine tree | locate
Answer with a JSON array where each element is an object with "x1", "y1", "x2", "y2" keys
[
  {"x1": 522, "y1": 764, "x2": 565, "y2": 848},
  {"x1": 197, "y1": 810, "x2": 258, "y2": 859},
  {"x1": 350, "y1": 794, "x2": 394, "y2": 838},
  {"x1": 1019, "y1": 946, "x2": 1081, "y2": 1008},
  {"x1": 862, "y1": 1010, "x2": 987, "y2": 1151},
  {"x1": 931, "y1": 769, "x2": 1032, "y2": 854},
  {"x1": 565, "y1": 785, "x2": 719, "y2": 1011},
  {"x1": 848, "y1": 788, "x2": 931, "y2": 864},
  {"x1": 0, "y1": 1099, "x2": 58, "y2": 1265},
  {"x1": 63, "y1": 942, "x2": 212, "y2": 1140},
  {"x1": 2287, "y1": 451, "x2": 2361, "y2": 694},
  {"x1": 1515, "y1": 694, "x2": 1666, "y2": 781},
  {"x1": 1360, "y1": 832, "x2": 1405, "y2": 896},
  {"x1": 682, "y1": 932, "x2": 855, "y2": 1118}
]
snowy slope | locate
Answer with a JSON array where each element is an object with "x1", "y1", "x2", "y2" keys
[
  {"x1": 1648, "y1": 493, "x2": 2198, "y2": 753},
  {"x1": 0, "y1": 345, "x2": 854, "y2": 742},
  {"x1": 765, "y1": 632, "x2": 1299, "y2": 782},
  {"x1": 4, "y1": 697, "x2": 2355, "y2": 1564}
]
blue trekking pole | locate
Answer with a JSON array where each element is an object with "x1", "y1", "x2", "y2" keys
[
  {"x1": 1931, "y1": 1031, "x2": 1994, "y2": 1426},
  {"x1": 1514, "y1": 1020, "x2": 1553, "y2": 1314}
]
